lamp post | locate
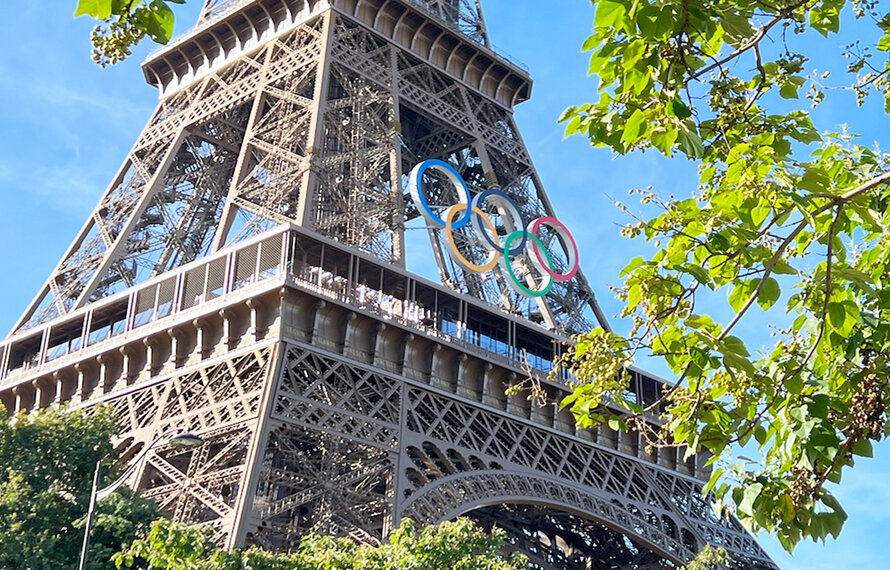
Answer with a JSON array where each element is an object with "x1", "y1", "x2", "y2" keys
[{"x1": 77, "y1": 428, "x2": 204, "y2": 570}]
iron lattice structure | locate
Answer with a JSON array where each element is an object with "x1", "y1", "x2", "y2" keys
[{"x1": 0, "y1": 1, "x2": 777, "y2": 568}]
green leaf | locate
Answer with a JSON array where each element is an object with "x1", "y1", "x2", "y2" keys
[
  {"x1": 134, "y1": 0, "x2": 176, "y2": 44},
  {"x1": 809, "y1": 2, "x2": 841, "y2": 36},
  {"x1": 621, "y1": 109, "x2": 647, "y2": 145},
  {"x1": 707, "y1": 232, "x2": 730, "y2": 251},
  {"x1": 821, "y1": 494, "x2": 848, "y2": 520},
  {"x1": 686, "y1": 313, "x2": 716, "y2": 331},
  {"x1": 702, "y1": 467, "x2": 724, "y2": 496},
  {"x1": 785, "y1": 374, "x2": 804, "y2": 395},
  {"x1": 620, "y1": 256, "x2": 645, "y2": 277},
  {"x1": 724, "y1": 353, "x2": 755, "y2": 375},
  {"x1": 595, "y1": 1, "x2": 627, "y2": 29},
  {"x1": 852, "y1": 438, "x2": 874, "y2": 458},
  {"x1": 607, "y1": 416, "x2": 625, "y2": 432},
  {"x1": 75, "y1": 0, "x2": 114, "y2": 18},
  {"x1": 723, "y1": 335, "x2": 750, "y2": 357},
  {"x1": 651, "y1": 126, "x2": 679, "y2": 155},
  {"x1": 728, "y1": 279, "x2": 759, "y2": 312},
  {"x1": 150, "y1": 0, "x2": 175, "y2": 42},
  {"x1": 773, "y1": 259, "x2": 798, "y2": 275},
  {"x1": 558, "y1": 106, "x2": 577, "y2": 123},
  {"x1": 671, "y1": 97, "x2": 692, "y2": 119},
  {"x1": 750, "y1": 203, "x2": 771, "y2": 227},
  {"x1": 827, "y1": 301, "x2": 859, "y2": 336},
  {"x1": 682, "y1": 263, "x2": 712, "y2": 287},
  {"x1": 779, "y1": 77, "x2": 805, "y2": 99},
  {"x1": 720, "y1": 10, "x2": 755, "y2": 46},
  {"x1": 754, "y1": 425, "x2": 769, "y2": 446},
  {"x1": 677, "y1": 128, "x2": 705, "y2": 158},
  {"x1": 738, "y1": 482, "x2": 763, "y2": 516},
  {"x1": 635, "y1": 6, "x2": 659, "y2": 39},
  {"x1": 582, "y1": 35, "x2": 600, "y2": 51},
  {"x1": 757, "y1": 277, "x2": 780, "y2": 310},
  {"x1": 799, "y1": 165, "x2": 831, "y2": 193}
]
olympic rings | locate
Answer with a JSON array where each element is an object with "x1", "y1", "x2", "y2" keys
[
  {"x1": 408, "y1": 160, "x2": 580, "y2": 298},
  {"x1": 528, "y1": 217, "x2": 580, "y2": 282},
  {"x1": 408, "y1": 159, "x2": 472, "y2": 229},
  {"x1": 503, "y1": 231, "x2": 554, "y2": 297},
  {"x1": 445, "y1": 204, "x2": 499, "y2": 273},
  {"x1": 472, "y1": 189, "x2": 527, "y2": 256}
]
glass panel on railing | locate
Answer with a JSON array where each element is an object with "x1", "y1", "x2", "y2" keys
[
  {"x1": 516, "y1": 325, "x2": 554, "y2": 372},
  {"x1": 465, "y1": 306, "x2": 509, "y2": 358},
  {"x1": 88, "y1": 301, "x2": 129, "y2": 346},
  {"x1": 205, "y1": 257, "x2": 227, "y2": 300},
  {"x1": 8, "y1": 333, "x2": 43, "y2": 372},
  {"x1": 320, "y1": 245, "x2": 352, "y2": 299},
  {"x1": 437, "y1": 296, "x2": 460, "y2": 338},
  {"x1": 45, "y1": 342, "x2": 68, "y2": 362},
  {"x1": 45, "y1": 316, "x2": 86, "y2": 363},
  {"x1": 233, "y1": 243, "x2": 259, "y2": 291},
  {"x1": 156, "y1": 277, "x2": 177, "y2": 319},
  {"x1": 88, "y1": 324, "x2": 110, "y2": 345},
  {"x1": 292, "y1": 237, "x2": 323, "y2": 283},
  {"x1": 413, "y1": 283, "x2": 438, "y2": 329},
  {"x1": 182, "y1": 265, "x2": 206, "y2": 309},
  {"x1": 132, "y1": 285, "x2": 157, "y2": 329},
  {"x1": 111, "y1": 316, "x2": 127, "y2": 337}
]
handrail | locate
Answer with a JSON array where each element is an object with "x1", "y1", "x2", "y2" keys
[{"x1": 0, "y1": 225, "x2": 668, "y2": 421}]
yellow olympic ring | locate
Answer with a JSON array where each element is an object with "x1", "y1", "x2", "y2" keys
[{"x1": 444, "y1": 204, "x2": 499, "y2": 273}]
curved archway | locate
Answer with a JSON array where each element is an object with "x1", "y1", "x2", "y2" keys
[
  {"x1": 467, "y1": 504, "x2": 676, "y2": 570},
  {"x1": 398, "y1": 470, "x2": 695, "y2": 565}
]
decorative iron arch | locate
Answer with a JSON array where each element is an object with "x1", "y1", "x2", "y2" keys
[
  {"x1": 468, "y1": 504, "x2": 677, "y2": 570},
  {"x1": 398, "y1": 469, "x2": 696, "y2": 566}
]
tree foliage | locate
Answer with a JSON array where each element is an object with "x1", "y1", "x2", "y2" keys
[
  {"x1": 0, "y1": 406, "x2": 162, "y2": 569},
  {"x1": 75, "y1": 0, "x2": 186, "y2": 66},
  {"x1": 114, "y1": 517, "x2": 529, "y2": 570},
  {"x1": 558, "y1": 0, "x2": 890, "y2": 553}
]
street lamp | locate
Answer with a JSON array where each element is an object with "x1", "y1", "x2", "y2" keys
[{"x1": 77, "y1": 428, "x2": 205, "y2": 570}]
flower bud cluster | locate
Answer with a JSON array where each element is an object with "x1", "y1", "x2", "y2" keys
[
  {"x1": 91, "y1": 21, "x2": 146, "y2": 68},
  {"x1": 850, "y1": 374, "x2": 886, "y2": 438}
]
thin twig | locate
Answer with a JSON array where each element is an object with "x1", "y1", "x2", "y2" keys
[
  {"x1": 688, "y1": 3, "x2": 806, "y2": 81},
  {"x1": 718, "y1": 220, "x2": 807, "y2": 341}
]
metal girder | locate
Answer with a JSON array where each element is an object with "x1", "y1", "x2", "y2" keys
[
  {"x1": 13, "y1": 5, "x2": 605, "y2": 337},
  {"x1": 6, "y1": 2, "x2": 778, "y2": 568}
]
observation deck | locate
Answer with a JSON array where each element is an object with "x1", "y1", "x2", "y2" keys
[
  {"x1": 142, "y1": 0, "x2": 531, "y2": 106},
  {"x1": 0, "y1": 225, "x2": 701, "y2": 479}
]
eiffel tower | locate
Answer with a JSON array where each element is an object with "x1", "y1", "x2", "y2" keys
[{"x1": 0, "y1": 1, "x2": 776, "y2": 567}]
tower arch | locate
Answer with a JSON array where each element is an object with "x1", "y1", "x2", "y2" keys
[{"x1": 399, "y1": 469, "x2": 693, "y2": 565}]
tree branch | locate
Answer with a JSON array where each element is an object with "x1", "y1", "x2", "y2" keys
[
  {"x1": 718, "y1": 220, "x2": 807, "y2": 341},
  {"x1": 688, "y1": 5, "x2": 801, "y2": 81},
  {"x1": 838, "y1": 170, "x2": 890, "y2": 202}
]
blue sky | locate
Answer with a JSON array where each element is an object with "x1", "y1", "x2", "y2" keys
[{"x1": 0, "y1": 2, "x2": 887, "y2": 568}]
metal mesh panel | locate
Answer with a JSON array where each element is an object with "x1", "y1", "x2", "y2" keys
[
  {"x1": 257, "y1": 236, "x2": 283, "y2": 280},
  {"x1": 182, "y1": 265, "x2": 206, "y2": 310},
  {"x1": 234, "y1": 243, "x2": 259, "y2": 290},
  {"x1": 133, "y1": 285, "x2": 157, "y2": 328},
  {"x1": 156, "y1": 277, "x2": 178, "y2": 319},
  {"x1": 205, "y1": 257, "x2": 228, "y2": 301}
]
